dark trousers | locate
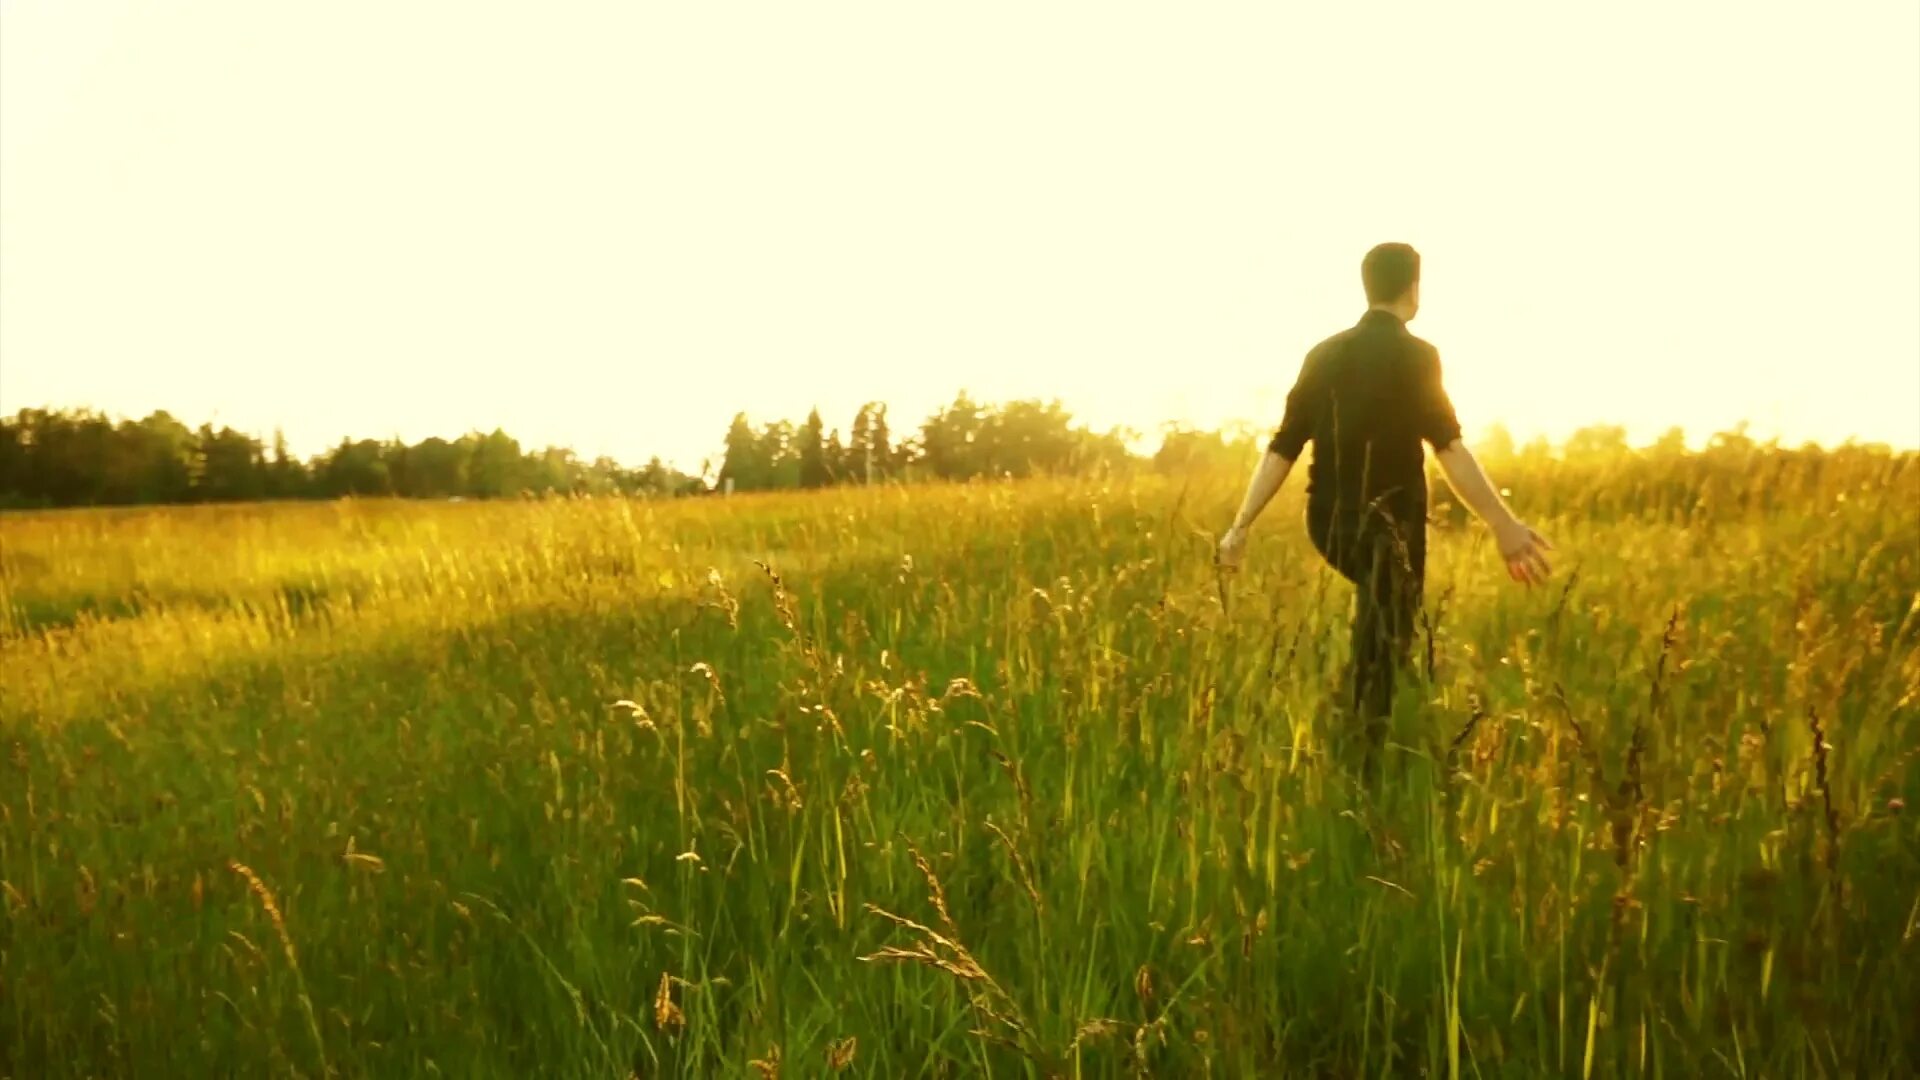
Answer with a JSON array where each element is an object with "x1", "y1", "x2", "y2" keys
[{"x1": 1312, "y1": 519, "x2": 1425, "y2": 731}]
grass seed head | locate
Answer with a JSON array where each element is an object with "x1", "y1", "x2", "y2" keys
[{"x1": 653, "y1": 971, "x2": 685, "y2": 1036}]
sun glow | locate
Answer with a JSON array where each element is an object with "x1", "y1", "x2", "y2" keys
[{"x1": 3, "y1": 1, "x2": 1915, "y2": 467}]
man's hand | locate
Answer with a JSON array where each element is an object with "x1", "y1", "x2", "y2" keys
[
  {"x1": 1219, "y1": 451, "x2": 1294, "y2": 573},
  {"x1": 1217, "y1": 523, "x2": 1249, "y2": 572},
  {"x1": 1433, "y1": 442, "x2": 1553, "y2": 588},
  {"x1": 1494, "y1": 517, "x2": 1553, "y2": 586}
]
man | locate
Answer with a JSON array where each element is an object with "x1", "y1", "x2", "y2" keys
[{"x1": 1217, "y1": 242, "x2": 1551, "y2": 750}]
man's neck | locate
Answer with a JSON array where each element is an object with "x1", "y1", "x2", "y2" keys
[{"x1": 1367, "y1": 303, "x2": 1413, "y2": 322}]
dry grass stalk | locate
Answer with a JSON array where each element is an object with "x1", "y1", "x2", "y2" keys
[
  {"x1": 983, "y1": 819, "x2": 1043, "y2": 913},
  {"x1": 907, "y1": 843, "x2": 958, "y2": 936},
  {"x1": 1446, "y1": 695, "x2": 1487, "y2": 779},
  {"x1": 824, "y1": 1036, "x2": 858, "y2": 1072},
  {"x1": 653, "y1": 971, "x2": 685, "y2": 1036},
  {"x1": 1134, "y1": 964, "x2": 1154, "y2": 1010},
  {"x1": 1551, "y1": 684, "x2": 1610, "y2": 800},
  {"x1": 229, "y1": 860, "x2": 328, "y2": 1076},
  {"x1": 1806, "y1": 707, "x2": 1841, "y2": 877},
  {"x1": 859, "y1": 843, "x2": 1042, "y2": 1061},
  {"x1": 1648, "y1": 606, "x2": 1681, "y2": 717},
  {"x1": 988, "y1": 751, "x2": 1035, "y2": 829},
  {"x1": 1068, "y1": 1018, "x2": 1124, "y2": 1053}
]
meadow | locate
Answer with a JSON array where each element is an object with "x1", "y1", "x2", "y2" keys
[{"x1": 2, "y1": 446, "x2": 1918, "y2": 1077}]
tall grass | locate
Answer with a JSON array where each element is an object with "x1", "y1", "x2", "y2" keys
[{"x1": 2, "y1": 454, "x2": 1917, "y2": 1076}]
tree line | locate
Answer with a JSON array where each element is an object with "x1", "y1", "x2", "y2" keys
[
  {"x1": 0, "y1": 394, "x2": 1159, "y2": 509},
  {"x1": 0, "y1": 410, "x2": 705, "y2": 509},
  {"x1": 716, "y1": 395, "x2": 1150, "y2": 492},
  {"x1": 1, "y1": 397, "x2": 1908, "y2": 515}
]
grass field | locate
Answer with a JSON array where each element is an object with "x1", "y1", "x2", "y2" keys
[{"x1": 3, "y1": 454, "x2": 1918, "y2": 1077}]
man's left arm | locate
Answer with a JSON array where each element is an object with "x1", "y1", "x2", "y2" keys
[
  {"x1": 1414, "y1": 343, "x2": 1465, "y2": 451},
  {"x1": 1418, "y1": 345, "x2": 1553, "y2": 585}
]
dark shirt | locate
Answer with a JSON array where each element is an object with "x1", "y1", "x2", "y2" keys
[{"x1": 1268, "y1": 309, "x2": 1463, "y2": 558}]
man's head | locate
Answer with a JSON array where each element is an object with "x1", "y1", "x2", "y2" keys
[{"x1": 1361, "y1": 242, "x2": 1421, "y2": 319}]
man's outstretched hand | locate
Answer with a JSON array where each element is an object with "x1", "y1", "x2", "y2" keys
[
  {"x1": 1216, "y1": 524, "x2": 1249, "y2": 572},
  {"x1": 1494, "y1": 518, "x2": 1553, "y2": 586}
]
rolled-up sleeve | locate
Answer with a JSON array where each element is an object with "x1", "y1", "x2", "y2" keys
[
  {"x1": 1417, "y1": 346, "x2": 1463, "y2": 449},
  {"x1": 1268, "y1": 355, "x2": 1318, "y2": 461}
]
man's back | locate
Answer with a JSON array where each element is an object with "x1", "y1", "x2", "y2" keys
[{"x1": 1270, "y1": 308, "x2": 1462, "y2": 554}]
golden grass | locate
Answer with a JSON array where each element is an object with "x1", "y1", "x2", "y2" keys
[{"x1": 2, "y1": 459, "x2": 1917, "y2": 1075}]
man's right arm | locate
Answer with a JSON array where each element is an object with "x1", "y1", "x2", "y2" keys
[
  {"x1": 1433, "y1": 440, "x2": 1553, "y2": 586},
  {"x1": 1216, "y1": 349, "x2": 1318, "y2": 570}
]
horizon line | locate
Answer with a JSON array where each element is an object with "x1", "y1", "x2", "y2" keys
[{"x1": 3, "y1": 398, "x2": 1915, "y2": 476}]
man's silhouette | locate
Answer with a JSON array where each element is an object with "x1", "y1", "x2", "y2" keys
[{"x1": 1218, "y1": 243, "x2": 1551, "y2": 758}]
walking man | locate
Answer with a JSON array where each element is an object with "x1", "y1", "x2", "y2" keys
[{"x1": 1217, "y1": 243, "x2": 1551, "y2": 760}]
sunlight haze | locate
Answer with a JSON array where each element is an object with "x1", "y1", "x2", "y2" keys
[{"x1": 3, "y1": 0, "x2": 1916, "y2": 471}]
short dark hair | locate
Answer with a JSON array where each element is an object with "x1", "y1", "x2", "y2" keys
[{"x1": 1361, "y1": 243, "x2": 1420, "y2": 304}]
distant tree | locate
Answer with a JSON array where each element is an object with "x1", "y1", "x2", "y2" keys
[
  {"x1": 1564, "y1": 424, "x2": 1631, "y2": 461},
  {"x1": 468, "y1": 429, "x2": 523, "y2": 497},
  {"x1": 194, "y1": 424, "x2": 268, "y2": 501},
  {"x1": 15, "y1": 408, "x2": 112, "y2": 504},
  {"x1": 824, "y1": 428, "x2": 848, "y2": 485},
  {"x1": 74, "y1": 412, "x2": 118, "y2": 504},
  {"x1": 581, "y1": 455, "x2": 624, "y2": 496},
  {"x1": 382, "y1": 438, "x2": 414, "y2": 497},
  {"x1": 983, "y1": 399, "x2": 1081, "y2": 477},
  {"x1": 891, "y1": 434, "x2": 923, "y2": 481},
  {"x1": 871, "y1": 405, "x2": 895, "y2": 477},
  {"x1": 918, "y1": 393, "x2": 986, "y2": 480},
  {"x1": 912, "y1": 394, "x2": 1129, "y2": 481},
  {"x1": 98, "y1": 419, "x2": 149, "y2": 503},
  {"x1": 635, "y1": 456, "x2": 671, "y2": 495},
  {"x1": 1647, "y1": 427, "x2": 1689, "y2": 458},
  {"x1": 88, "y1": 412, "x2": 196, "y2": 504},
  {"x1": 0, "y1": 416, "x2": 21, "y2": 505},
  {"x1": 720, "y1": 413, "x2": 766, "y2": 491},
  {"x1": 315, "y1": 438, "x2": 392, "y2": 497},
  {"x1": 848, "y1": 407, "x2": 871, "y2": 483},
  {"x1": 524, "y1": 446, "x2": 578, "y2": 495},
  {"x1": 1153, "y1": 426, "x2": 1254, "y2": 475},
  {"x1": 139, "y1": 412, "x2": 198, "y2": 504},
  {"x1": 798, "y1": 408, "x2": 829, "y2": 489},
  {"x1": 265, "y1": 429, "x2": 308, "y2": 498},
  {"x1": 1706, "y1": 422, "x2": 1756, "y2": 455},
  {"x1": 403, "y1": 437, "x2": 468, "y2": 498},
  {"x1": 760, "y1": 420, "x2": 801, "y2": 490},
  {"x1": 846, "y1": 402, "x2": 900, "y2": 483}
]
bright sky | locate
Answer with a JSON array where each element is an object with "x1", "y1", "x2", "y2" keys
[{"x1": 3, "y1": 2, "x2": 1916, "y2": 471}]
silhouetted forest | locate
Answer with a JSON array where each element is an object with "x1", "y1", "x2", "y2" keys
[
  {"x1": 714, "y1": 396, "x2": 1145, "y2": 492},
  {"x1": 1, "y1": 395, "x2": 1910, "y2": 516},
  {"x1": 0, "y1": 394, "x2": 1157, "y2": 509},
  {"x1": 0, "y1": 409, "x2": 703, "y2": 508}
]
